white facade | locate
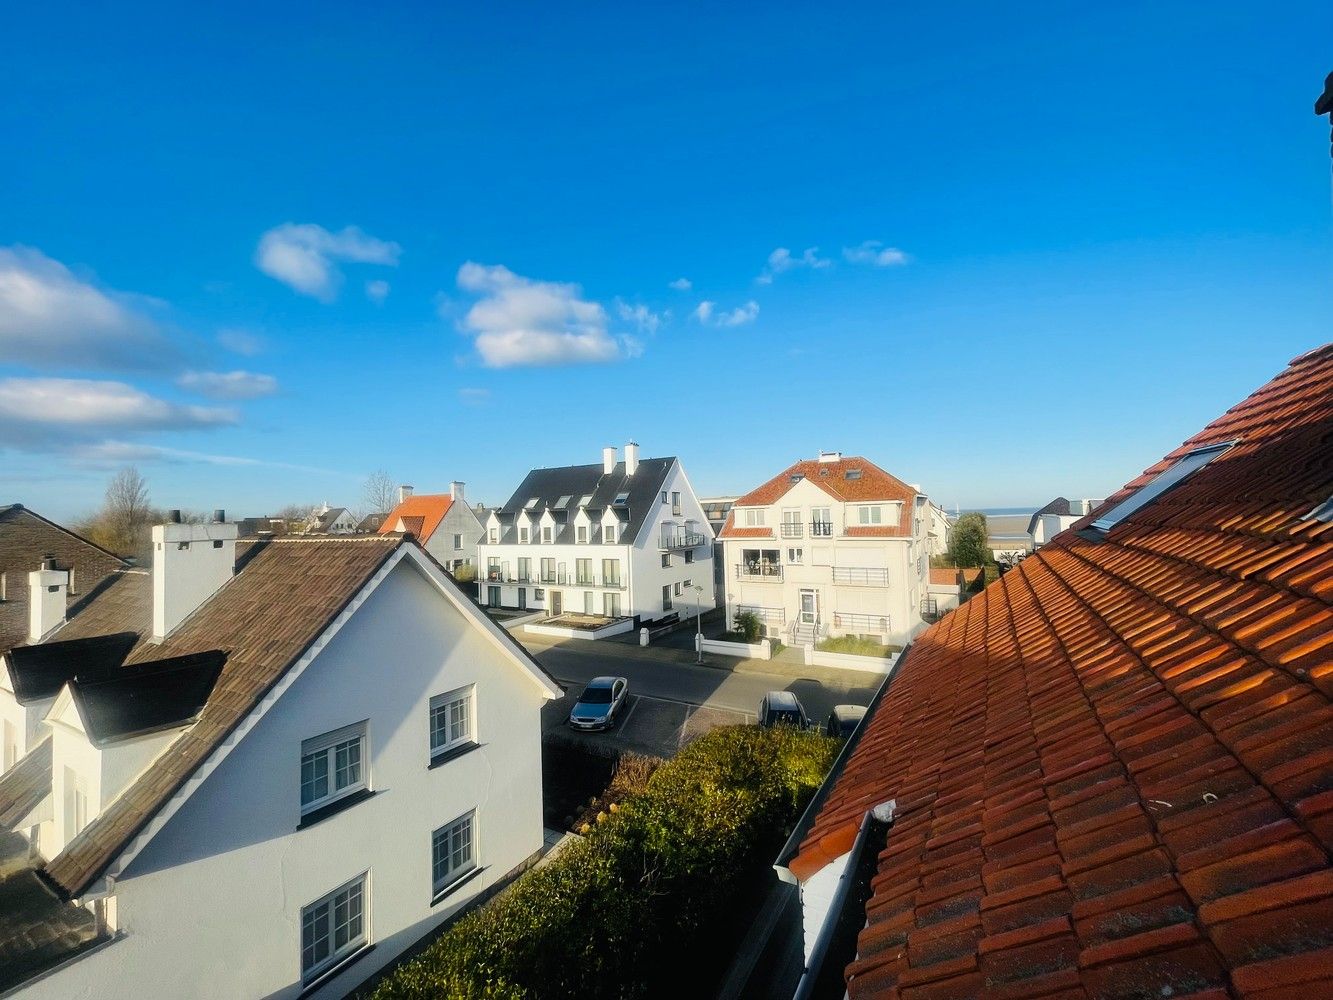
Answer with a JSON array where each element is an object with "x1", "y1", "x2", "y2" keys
[
  {"x1": 1030, "y1": 498, "x2": 1101, "y2": 548},
  {"x1": 13, "y1": 547, "x2": 558, "y2": 1000},
  {"x1": 722, "y1": 478, "x2": 931, "y2": 647},
  {"x1": 477, "y1": 455, "x2": 716, "y2": 622}
]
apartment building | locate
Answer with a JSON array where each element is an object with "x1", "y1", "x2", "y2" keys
[
  {"x1": 476, "y1": 442, "x2": 716, "y2": 623},
  {"x1": 719, "y1": 452, "x2": 931, "y2": 646}
]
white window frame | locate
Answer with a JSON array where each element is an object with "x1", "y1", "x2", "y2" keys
[
  {"x1": 577, "y1": 525, "x2": 587, "y2": 543},
  {"x1": 542, "y1": 526, "x2": 552, "y2": 543},
  {"x1": 432, "y1": 811, "x2": 478, "y2": 897},
  {"x1": 453, "y1": 533, "x2": 462, "y2": 550},
  {"x1": 519, "y1": 527, "x2": 529, "y2": 544},
  {"x1": 743, "y1": 508, "x2": 765, "y2": 527},
  {"x1": 857, "y1": 505, "x2": 883, "y2": 525},
  {"x1": 301, "y1": 721, "x2": 368, "y2": 815},
  {"x1": 788, "y1": 547, "x2": 803, "y2": 564},
  {"x1": 605, "y1": 525, "x2": 616, "y2": 544},
  {"x1": 301, "y1": 872, "x2": 369, "y2": 983},
  {"x1": 430, "y1": 686, "x2": 476, "y2": 760}
]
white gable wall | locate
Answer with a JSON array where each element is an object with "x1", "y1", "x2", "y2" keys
[
  {"x1": 424, "y1": 501, "x2": 486, "y2": 569},
  {"x1": 23, "y1": 555, "x2": 549, "y2": 1000}
]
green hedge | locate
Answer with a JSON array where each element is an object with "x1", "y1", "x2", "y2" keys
[{"x1": 364, "y1": 725, "x2": 838, "y2": 1000}]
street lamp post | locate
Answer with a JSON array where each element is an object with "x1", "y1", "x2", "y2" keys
[{"x1": 692, "y1": 585, "x2": 705, "y2": 664}]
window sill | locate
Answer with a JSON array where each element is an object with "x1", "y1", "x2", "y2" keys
[
  {"x1": 297, "y1": 787, "x2": 377, "y2": 830},
  {"x1": 298, "y1": 943, "x2": 376, "y2": 998},
  {"x1": 428, "y1": 741, "x2": 484, "y2": 770},
  {"x1": 431, "y1": 865, "x2": 487, "y2": 907}
]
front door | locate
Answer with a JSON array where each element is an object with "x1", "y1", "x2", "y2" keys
[
  {"x1": 488, "y1": 586, "x2": 501, "y2": 608},
  {"x1": 799, "y1": 589, "x2": 818, "y2": 625},
  {"x1": 551, "y1": 590, "x2": 562, "y2": 616},
  {"x1": 518, "y1": 588, "x2": 527, "y2": 610}
]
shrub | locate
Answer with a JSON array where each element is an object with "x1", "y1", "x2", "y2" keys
[
  {"x1": 453, "y1": 563, "x2": 477, "y2": 584},
  {"x1": 364, "y1": 726, "x2": 839, "y2": 1000},
  {"x1": 732, "y1": 610, "x2": 761, "y2": 643}
]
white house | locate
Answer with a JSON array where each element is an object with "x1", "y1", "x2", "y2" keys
[
  {"x1": 476, "y1": 442, "x2": 716, "y2": 624},
  {"x1": 307, "y1": 503, "x2": 358, "y2": 535},
  {"x1": 0, "y1": 509, "x2": 560, "y2": 999},
  {"x1": 925, "y1": 501, "x2": 953, "y2": 557},
  {"x1": 1026, "y1": 496, "x2": 1102, "y2": 548},
  {"x1": 379, "y1": 482, "x2": 486, "y2": 572},
  {"x1": 719, "y1": 452, "x2": 932, "y2": 647}
]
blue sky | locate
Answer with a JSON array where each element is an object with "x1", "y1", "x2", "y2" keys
[{"x1": 2, "y1": 2, "x2": 1330, "y2": 521}]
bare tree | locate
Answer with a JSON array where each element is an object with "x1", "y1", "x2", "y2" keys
[
  {"x1": 362, "y1": 470, "x2": 397, "y2": 515},
  {"x1": 77, "y1": 466, "x2": 154, "y2": 558}
]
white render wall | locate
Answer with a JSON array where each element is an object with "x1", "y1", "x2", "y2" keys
[
  {"x1": 476, "y1": 459, "x2": 716, "y2": 622},
  {"x1": 22, "y1": 556, "x2": 549, "y2": 1000},
  {"x1": 723, "y1": 478, "x2": 929, "y2": 646},
  {"x1": 424, "y1": 501, "x2": 486, "y2": 569}
]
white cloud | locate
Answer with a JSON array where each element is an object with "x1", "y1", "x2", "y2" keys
[
  {"x1": 615, "y1": 300, "x2": 662, "y2": 336},
  {"x1": 177, "y1": 370, "x2": 279, "y2": 400},
  {"x1": 668, "y1": 277, "x2": 692, "y2": 291},
  {"x1": 254, "y1": 223, "x2": 401, "y2": 302},
  {"x1": 365, "y1": 279, "x2": 391, "y2": 303},
  {"x1": 454, "y1": 262, "x2": 625, "y2": 368},
  {"x1": 757, "y1": 246, "x2": 831, "y2": 284},
  {"x1": 842, "y1": 241, "x2": 910, "y2": 267},
  {"x1": 692, "y1": 299, "x2": 759, "y2": 327},
  {"x1": 0, "y1": 245, "x2": 178, "y2": 371},
  {"x1": 0, "y1": 377, "x2": 236, "y2": 446},
  {"x1": 217, "y1": 327, "x2": 265, "y2": 356}
]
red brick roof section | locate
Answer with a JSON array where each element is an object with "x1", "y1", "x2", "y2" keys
[
  {"x1": 378, "y1": 494, "x2": 454, "y2": 544},
  {"x1": 716, "y1": 510, "x2": 774, "y2": 539},
  {"x1": 790, "y1": 344, "x2": 1333, "y2": 999},
  {"x1": 719, "y1": 457, "x2": 919, "y2": 539}
]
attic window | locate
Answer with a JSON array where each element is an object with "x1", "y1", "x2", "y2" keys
[
  {"x1": 790, "y1": 474, "x2": 804, "y2": 483},
  {"x1": 1091, "y1": 441, "x2": 1235, "y2": 532},
  {"x1": 579, "y1": 495, "x2": 593, "y2": 506},
  {"x1": 525, "y1": 497, "x2": 540, "y2": 509},
  {"x1": 845, "y1": 469, "x2": 862, "y2": 480},
  {"x1": 555, "y1": 495, "x2": 572, "y2": 509},
  {"x1": 613, "y1": 492, "x2": 630, "y2": 506},
  {"x1": 819, "y1": 469, "x2": 830, "y2": 478}
]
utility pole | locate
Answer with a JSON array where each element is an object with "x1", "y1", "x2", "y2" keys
[{"x1": 691, "y1": 585, "x2": 705, "y2": 664}]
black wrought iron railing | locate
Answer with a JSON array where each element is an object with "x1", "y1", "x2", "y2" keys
[
  {"x1": 810, "y1": 521, "x2": 834, "y2": 537},
  {"x1": 735, "y1": 564, "x2": 783, "y2": 581}
]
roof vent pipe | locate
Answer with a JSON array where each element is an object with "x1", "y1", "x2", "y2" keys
[{"x1": 603, "y1": 446, "x2": 617, "y2": 475}]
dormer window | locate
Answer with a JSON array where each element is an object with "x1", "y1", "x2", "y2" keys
[
  {"x1": 519, "y1": 527, "x2": 529, "y2": 544},
  {"x1": 542, "y1": 526, "x2": 552, "y2": 544},
  {"x1": 605, "y1": 525, "x2": 617, "y2": 544},
  {"x1": 1091, "y1": 441, "x2": 1235, "y2": 532},
  {"x1": 577, "y1": 525, "x2": 587, "y2": 543},
  {"x1": 857, "y1": 505, "x2": 883, "y2": 525},
  {"x1": 743, "y1": 509, "x2": 765, "y2": 527}
]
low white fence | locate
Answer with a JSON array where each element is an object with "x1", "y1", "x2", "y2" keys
[
  {"x1": 803, "y1": 646, "x2": 899, "y2": 674},
  {"x1": 524, "y1": 618, "x2": 636, "y2": 640},
  {"x1": 699, "y1": 637, "x2": 772, "y2": 660}
]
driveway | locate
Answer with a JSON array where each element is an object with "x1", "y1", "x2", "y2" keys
[{"x1": 543, "y1": 689, "x2": 752, "y2": 758}]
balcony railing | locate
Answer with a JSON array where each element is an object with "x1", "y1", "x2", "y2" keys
[
  {"x1": 539, "y1": 573, "x2": 568, "y2": 585},
  {"x1": 736, "y1": 564, "x2": 783, "y2": 581},
  {"x1": 810, "y1": 521, "x2": 834, "y2": 537},
  {"x1": 736, "y1": 605, "x2": 785, "y2": 624},
  {"x1": 660, "y1": 531, "x2": 708, "y2": 550},
  {"x1": 833, "y1": 612, "x2": 890, "y2": 633},
  {"x1": 921, "y1": 597, "x2": 941, "y2": 622},
  {"x1": 832, "y1": 567, "x2": 890, "y2": 586},
  {"x1": 779, "y1": 523, "x2": 803, "y2": 539}
]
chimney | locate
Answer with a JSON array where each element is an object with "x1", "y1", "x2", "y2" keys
[
  {"x1": 28, "y1": 556, "x2": 69, "y2": 642},
  {"x1": 152, "y1": 516, "x2": 239, "y2": 641},
  {"x1": 817, "y1": 451, "x2": 843, "y2": 464},
  {"x1": 449, "y1": 481, "x2": 465, "y2": 502},
  {"x1": 398, "y1": 485, "x2": 414, "y2": 504},
  {"x1": 624, "y1": 441, "x2": 640, "y2": 476},
  {"x1": 602, "y1": 446, "x2": 617, "y2": 475}
]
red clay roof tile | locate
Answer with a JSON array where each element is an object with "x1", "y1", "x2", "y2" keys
[{"x1": 787, "y1": 344, "x2": 1333, "y2": 997}]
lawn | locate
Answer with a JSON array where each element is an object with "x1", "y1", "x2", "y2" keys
[{"x1": 816, "y1": 635, "x2": 899, "y2": 657}]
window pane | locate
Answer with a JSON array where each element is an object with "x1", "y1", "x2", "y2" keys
[
  {"x1": 430, "y1": 704, "x2": 448, "y2": 750},
  {"x1": 334, "y1": 738, "x2": 361, "y2": 790},
  {"x1": 301, "y1": 753, "x2": 329, "y2": 806}
]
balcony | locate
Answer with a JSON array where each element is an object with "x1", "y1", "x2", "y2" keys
[
  {"x1": 539, "y1": 573, "x2": 568, "y2": 585},
  {"x1": 736, "y1": 605, "x2": 785, "y2": 624},
  {"x1": 833, "y1": 612, "x2": 890, "y2": 633},
  {"x1": 735, "y1": 563, "x2": 783, "y2": 582},
  {"x1": 810, "y1": 521, "x2": 834, "y2": 537},
  {"x1": 779, "y1": 523, "x2": 803, "y2": 539},
  {"x1": 832, "y1": 567, "x2": 890, "y2": 586},
  {"x1": 660, "y1": 531, "x2": 708, "y2": 551}
]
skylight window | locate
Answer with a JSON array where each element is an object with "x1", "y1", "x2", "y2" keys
[
  {"x1": 579, "y1": 494, "x2": 593, "y2": 507},
  {"x1": 555, "y1": 495, "x2": 572, "y2": 509},
  {"x1": 845, "y1": 469, "x2": 863, "y2": 480},
  {"x1": 613, "y1": 492, "x2": 630, "y2": 506},
  {"x1": 790, "y1": 474, "x2": 804, "y2": 483},
  {"x1": 525, "y1": 497, "x2": 540, "y2": 509},
  {"x1": 1091, "y1": 441, "x2": 1234, "y2": 532}
]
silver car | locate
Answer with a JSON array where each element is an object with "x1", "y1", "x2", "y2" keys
[{"x1": 568, "y1": 676, "x2": 629, "y2": 731}]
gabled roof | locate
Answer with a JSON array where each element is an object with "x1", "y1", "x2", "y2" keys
[
  {"x1": 783, "y1": 344, "x2": 1333, "y2": 998},
  {"x1": 0, "y1": 735, "x2": 52, "y2": 830},
  {"x1": 495, "y1": 457, "x2": 675, "y2": 546},
  {"x1": 720, "y1": 457, "x2": 920, "y2": 539},
  {"x1": 0, "y1": 505, "x2": 130, "y2": 653},
  {"x1": 313, "y1": 507, "x2": 352, "y2": 531},
  {"x1": 378, "y1": 493, "x2": 455, "y2": 543},
  {"x1": 39, "y1": 534, "x2": 560, "y2": 899},
  {"x1": 1025, "y1": 496, "x2": 1074, "y2": 536}
]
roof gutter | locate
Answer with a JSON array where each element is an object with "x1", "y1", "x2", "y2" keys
[{"x1": 774, "y1": 642, "x2": 911, "y2": 880}]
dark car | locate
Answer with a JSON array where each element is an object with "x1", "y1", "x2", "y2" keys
[
  {"x1": 568, "y1": 676, "x2": 629, "y2": 731},
  {"x1": 757, "y1": 690, "x2": 809, "y2": 729},
  {"x1": 825, "y1": 704, "x2": 867, "y2": 738}
]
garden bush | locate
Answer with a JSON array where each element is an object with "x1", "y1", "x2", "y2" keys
[
  {"x1": 364, "y1": 725, "x2": 838, "y2": 1000},
  {"x1": 731, "y1": 610, "x2": 761, "y2": 643}
]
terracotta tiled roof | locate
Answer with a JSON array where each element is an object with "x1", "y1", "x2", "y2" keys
[
  {"x1": 378, "y1": 494, "x2": 454, "y2": 543},
  {"x1": 716, "y1": 511, "x2": 774, "y2": 539},
  {"x1": 787, "y1": 345, "x2": 1333, "y2": 998},
  {"x1": 720, "y1": 457, "x2": 918, "y2": 539},
  {"x1": 928, "y1": 568, "x2": 961, "y2": 587},
  {"x1": 0, "y1": 735, "x2": 51, "y2": 829},
  {"x1": 42, "y1": 536, "x2": 405, "y2": 898},
  {"x1": 0, "y1": 506, "x2": 129, "y2": 653}
]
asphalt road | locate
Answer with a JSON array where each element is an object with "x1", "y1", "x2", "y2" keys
[{"x1": 524, "y1": 633, "x2": 884, "y2": 726}]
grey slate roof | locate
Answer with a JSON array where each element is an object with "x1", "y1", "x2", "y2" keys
[
  {"x1": 494, "y1": 458, "x2": 675, "y2": 546},
  {"x1": 1024, "y1": 496, "x2": 1074, "y2": 536}
]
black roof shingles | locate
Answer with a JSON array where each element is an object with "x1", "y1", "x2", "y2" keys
[{"x1": 495, "y1": 458, "x2": 675, "y2": 545}]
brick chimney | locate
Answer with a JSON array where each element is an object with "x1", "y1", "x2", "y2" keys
[
  {"x1": 152, "y1": 509, "x2": 238, "y2": 641},
  {"x1": 624, "y1": 441, "x2": 640, "y2": 476},
  {"x1": 28, "y1": 555, "x2": 69, "y2": 642},
  {"x1": 602, "y1": 446, "x2": 617, "y2": 475}
]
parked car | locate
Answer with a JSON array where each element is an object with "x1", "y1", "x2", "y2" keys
[
  {"x1": 757, "y1": 690, "x2": 809, "y2": 729},
  {"x1": 825, "y1": 704, "x2": 867, "y2": 738},
  {"x1": 568, "y1": 676, "x2": 629, "y2": 731}
]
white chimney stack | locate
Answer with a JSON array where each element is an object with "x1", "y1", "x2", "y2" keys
[
  {"x1": 817, "y1": 451, "x2": 843, "y2": 463},
  {"x1": 398, "y1": 485, "x2": 414, "y2": 504},
  {"x1": 152, "y1": 511, "x2": 239, "y2": 641},
  {"x1": 602, "y1": 446, "x2": 617, "y2": 475},
  {"x1": 450, "y1": 481, "x2": 465, "y2": 502},
  {"x1": 624, "y1": 441, "x2": 640, "y2": 476},
  {"x1": 28, "y1": 556, "x2": 69, "y2": 642}
]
